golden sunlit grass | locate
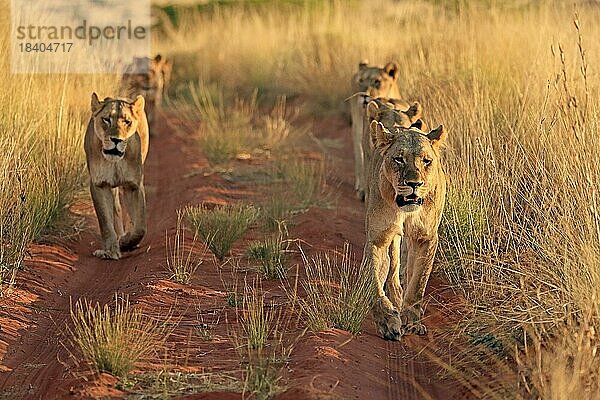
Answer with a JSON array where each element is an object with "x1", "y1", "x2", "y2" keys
[
  {"x1": 0, "y1": 11, "x2": 117, "y2": 294},
  {"x1": 68, "y1": 295, "x2": 169, "y2": 378},
  {"x1": 164, "y1": 211, "x2": 203, "y2": 284},
  {"x1": 291, "y1": 244, "x2": 373, "y2": 334},
  {"x1": 185, "y1": 203, "x2": 259, "y2": 260},
  {"x1": 155, "y1": 1, "x2": 600, "y2": 397},
  {"x1": 3, "y1": 0, "x2": 600, "y2": 397}
]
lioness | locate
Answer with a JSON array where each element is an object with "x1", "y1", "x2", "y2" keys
[
  {"x1": 361, "y1": 102, "x2": 446, "y2": 340},
  {"x1": 84, "y1": 93, "x2": 149, "y2": 260},
  {"x1": 361, "y1": 97, "x2": 425, "y2": 202},
  {"x1": 350, "y1": 61, "x2": 403, "y2": 201},
  {"x1": 120, "y1": 54, "x2": 172, "y2": 134}
]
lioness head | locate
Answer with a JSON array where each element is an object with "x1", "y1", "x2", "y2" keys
[
  {"x1": 367, "y1": 99, "x2": 427, "y2": 133},
  {"x1": 353, "y1": 61, "x2": 400, "y2": 97},
  {"x1": 91, "y1": 93, "x2": 145, "y2": 161},
  {"x1": 121, "y1": 54, "x2": 171, "y2": 98},
  {"x1": 370, "y1": 116, "x2": 446, "y2": 212}
]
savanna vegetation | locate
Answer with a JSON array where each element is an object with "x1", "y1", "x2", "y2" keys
[{"x1": 2, "y1": 0, "x2": 600, "y2": 398}]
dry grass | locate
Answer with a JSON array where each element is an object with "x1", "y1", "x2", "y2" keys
[
  {"x1": 273, "y1": 158, "x2": 330, "y2": 209},
  {"x1": 233, "y1": 279, "x2": 292, "y2": 400},
  {"x1": 67, "y1": 295, "x2": 169, "y2": 378},
  {"x1": 185, "y1": 203, "x2": 258, "y2": 260},
  {"x1": 154, "y1": 2, "x2": 600, "y2": 393},
  {"x1": 247, "y1": 226, "x2": 291, "y2": 279},
  {"x1": 0, "y1": 8, "x2": 117, "y2": 293},
  {"x1": 174, "y1": 83, "x2": 301, "y2": 165},
  {"x1": 164, "y1": 211, "x2": 203, "y2": 284},
  {"x1": 292, "y1": 243, "x2": 373, "y2": 334}
]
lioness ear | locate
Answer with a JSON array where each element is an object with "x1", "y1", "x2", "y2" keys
[
  {"x1": 132, "y1": 95, "x2": 145, "y2": 115},
  {"x1": 410, "y1": 120, "x2": 423, "y2": 130},
  {"x1": 427, "y1": 125, "x2": 446, "y2": 146},
  {"x1": 162, "y1": 59, "x2": 173, "y2": 84},
  {"x1": 91, "y1": 92, "x2": 101, "y2": 113},
  {"x1": 359, "y1": 60, "x2": 369, "y2": 70},
  {"x1": 405, "y1": 102, "x2": 422, "y2": 123},
  {"x1": 384, "y1": 62, "x2": 399, "y2": 80},
  {"x1": 367, "y1": 100, "x2": 380, "y2": 119},
  {"x1": 370, "y1": 121, "x2": 393, "y2": 150}
]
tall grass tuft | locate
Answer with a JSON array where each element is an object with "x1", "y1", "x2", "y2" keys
[
  {"x1": 177, "y1": 84, "x2": 299, "y2": 166},
  {"x1": 68, "y1": 295, "x2": 168, "y2": 377},
  {"x1": 294, "y1": 244, "x2": 373, "y2": 334},
  {"x1": 234, "y1": 279, "x2": 288, "y2": 399},
  {"x1": 164, "y1": 211, "x2": 203, "y2": 284},
  {"x1": 274, "y1": 159, "x2": 329, "y2": 209},
  {"x1": 247, "y1": 225, "x2": 290, "y2": 280},
  {"x1": 185, "y1": 203, "x2": 258, "y2": 260}
]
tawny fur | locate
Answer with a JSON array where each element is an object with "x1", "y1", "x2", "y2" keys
[
  {"x1": 361, "y1": 102, "x2": 447, "y2": 341},
  {"x1": 84, "y1": 93, "x2": 149, "y2": 260},
  {"x1": 120, "y1": 54, "x2": 172, "y2": 135},
  {"x1": 349, "y1": 61, "x2": 403, "y2": 201}
]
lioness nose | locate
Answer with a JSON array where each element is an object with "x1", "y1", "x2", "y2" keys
[
  {"x1": 406, "y1": 181, "x2": 424, "y2": 190},
  {"x1": 110, "y1": 138, "x2": 123, "y2": 145}
]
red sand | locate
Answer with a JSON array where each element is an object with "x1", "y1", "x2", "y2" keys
[{"x1": 0, "y1": 112, "x2": 474, "y2": 399}]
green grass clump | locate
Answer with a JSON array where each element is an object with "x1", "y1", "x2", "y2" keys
[
  {"x1": 274, "y1": 159, "x2": 329, "y2": 209},
  {"x1": 68, "y1": 295, "x2": 168, "y2": 377},
  {"x1": 294, "y1": 244, "x2": 373, "y2": 334},
  {"x1": 259, "y1": 193, "x2": 295, "y2": 232},
  {"x1": 165, "y1": 211, "x2": 203, "y2": 284},
  {"x1": 439, "y1": 185, "x2": 488, "y2": 272},
  {"x1": 185, "y1": 203, "x2": 258, "y2": 260},
  {"x1": 243, "y1": 355, "x2": 283, "y2": 400},
  {"x1": 235, "y1": 280, "x2": 286, "y2": 400},
  {"x1": 247, "y1": 228, "x2": 290, "y2": 279}
]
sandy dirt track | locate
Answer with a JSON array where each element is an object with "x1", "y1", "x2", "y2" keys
[{"x1": 0, "y1": 111, "x2": 470, "y2": 399}]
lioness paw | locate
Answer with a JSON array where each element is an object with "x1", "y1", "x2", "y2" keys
[
  {"x1": 93, "y1": 248, "x2": 121, "y2": 260},
  {"x1": 119, "y1": 231, "x2": 144, "y2": 252},
  {"x1": 377, "y1": 313, "x2": 403, "y2": 341},
  {"x1": 398, "y1": 308, "x2": 427, "y2": 336}
]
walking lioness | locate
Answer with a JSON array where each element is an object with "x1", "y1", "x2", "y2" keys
[
  {"x1": 84, "y1": 93, "x2": 149, "y2": 260},
  {"x1": 361, "y1": 102, "x2": 446, "y2": 340},
  {"x1": 120, "y1": 55, "x2": 172, "y2": 135},
  {"x1": 350, "y1": 61, "x2": 403, "y2": 201}
]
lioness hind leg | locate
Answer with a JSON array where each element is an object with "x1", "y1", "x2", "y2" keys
[
  {"x1": 90, "y1": 184, "x2": 121, "y2": 260},
  {"x1": 119, "y1": 184, "x2": 147, "y2": 251}
]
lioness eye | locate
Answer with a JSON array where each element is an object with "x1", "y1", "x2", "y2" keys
[
  {"x1": 393, "y1": 156, "x2": 405, "y2": 164},
  {"x1": 102, "y1": 117, "x2": 111, "y2": 125},
  {"x1": 124, "y1": 119, "x2": 132, "y2": 126},
  {"x1": 424, "y1": 158, "x2": 432, "y2": 166},
  {"x1": 374, "y1": 79, "x2": 381, "y2": 87}
]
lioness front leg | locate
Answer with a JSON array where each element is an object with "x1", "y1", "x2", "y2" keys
[
  {"x1": 90, "y1": 184, "x2": 121, "y2": 260},
  {"x1": 401, "y1": 235, "x2": 438, "y2": 336},
  {"x1": 385, "y1": 234, "x2": 404, "y2": 311},
  {"x1": 119, "y1": 184, "x2": 147, "y2": 252},
  {"x1": 363, "y1": 242, "x2": 403, "y2": 341}
]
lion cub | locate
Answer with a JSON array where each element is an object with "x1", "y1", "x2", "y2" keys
[
  {"x1": 120, "y1": 54, "x2": 172, "y2": 135},
  {"x1": 84, "y1": 93, "x2": 149, "y2": 260},
  {"x1": 361, "y1": 100, "x2": 447, "y2": 340},
  {"x1": 350, "y1": 61, "x2": 403, "y2": 201}
]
